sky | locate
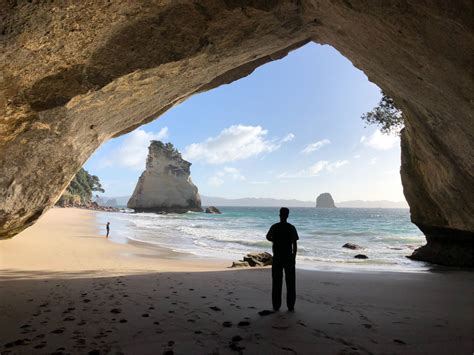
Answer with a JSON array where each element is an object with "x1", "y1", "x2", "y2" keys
[{"x1": 84, "y1": 43, "x2": 405, "y2": 202}]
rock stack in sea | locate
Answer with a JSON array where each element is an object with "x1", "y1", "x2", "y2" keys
[
  {"x1": 205, "y1": 206, "x2": 221, "y2": 214},
  {"x1": 127, "y1": 141, "x2": 202, "y2": 213},
  {"x1": 316, "y1": 193, "x2": 336, "y2": 208}
]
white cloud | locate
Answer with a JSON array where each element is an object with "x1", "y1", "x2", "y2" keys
[
  {"x1": 279, "y1": 159, "x2": 349, "y2": 178},
  {"x1": 103, "y1": 127, "x2": 169, "y2": 170},
  {"x1": 360, "y1": 136, "x2": 366, "y2": 143},
  {"x1": 354, "y1": 154, "x2": 361, "y2": 159},
  {"x1": 208, "y1": 176, "x2": 224, "y2": 187},
  {"x1": 183, "y1": 125, "x2": 291, "y2": 164},
  {"x1": 281, "y1": 133, "x2": 295, "y2": 143},
  {"x1": 369, "y1": 157, "x2": 377, "y2": 165},
  {"x1": 248, "y1": 180, "x2": 270, "y2": 185},
  {"x1": 208, "y1": 167, "x2": 245, "y2": 186},
  {"x1": 362, "y1": 130, "x2": 398, "y2": 150},
  {"x1": 308, "y1": 160, "x2": 329, "y2": 175},
  {"x1": 326, "y1": 160, "x2": 349, "y2": 171},
  {"x1": 300, "y1": 139, "x2": 331, "y2": 155}
]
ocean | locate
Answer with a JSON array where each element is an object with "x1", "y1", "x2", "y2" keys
[{"x1": 96, "y1": 207, "x2": 429, "y2": 272}]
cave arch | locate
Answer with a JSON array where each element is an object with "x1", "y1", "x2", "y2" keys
[{"x1": 1, "y1": 1, "x2": 472, "y2": 266}]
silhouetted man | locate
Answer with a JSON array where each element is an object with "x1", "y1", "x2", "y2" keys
[
  {"x1": 266, "y1": 207, "x2": 298, "y2": 311},
  {"x1": 106, "y1": 222, "x2": 110, "y2": 238}
]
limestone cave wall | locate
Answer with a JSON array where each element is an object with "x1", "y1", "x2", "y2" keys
[{"x1": 1, "y1": 1, "x2": 472, "y2": 265}]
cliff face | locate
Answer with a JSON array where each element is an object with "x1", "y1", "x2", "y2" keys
[
  {"x1": 0, "y1": 1, "x2": 472, "y2": 265},
  {"x1": 127, "y1": 142, "x2": 202, "y2": 213},
  {"x1": 316, "y1": 193, "x2": 336, "y2": 208}
]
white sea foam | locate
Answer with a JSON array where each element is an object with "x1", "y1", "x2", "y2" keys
[{"x1": 96, "y1": 207, "x2": 428, "y2": 271}]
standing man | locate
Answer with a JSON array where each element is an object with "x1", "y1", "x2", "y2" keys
[
  {"x1": 106, "y1": 222, "x2": 110, "y2": 238},
  {"x1": 266, "y1": 207, "x2": 299, "y2": 311}
]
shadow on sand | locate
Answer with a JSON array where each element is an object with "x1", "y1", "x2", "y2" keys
[{"x1": 1, "y1": 268, "x2": 472, "y2": 354}]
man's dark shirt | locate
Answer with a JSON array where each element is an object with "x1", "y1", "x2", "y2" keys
[{"x1": 266, "y1": 222, "x2": 299, "y2": 261}]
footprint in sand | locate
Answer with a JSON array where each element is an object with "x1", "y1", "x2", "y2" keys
[
  {"x1": 272, "y1": 325, "x2": 290, "y2": 330},
  {"x1": 229, "y1": 340, "x2": 245, "y2": 351},
  {"x1": 258, "y1": 310, "x2": 274, "y2": 316},
  {"x1": 110, "y1": 308, "x2": 121, "y2": 314},
  {"x1": 34, "y1": 342, "x2": 47, "y2": 349},
  {"x1": 393, "y1": 339, "x2": 406, "y2": 345},
  {"x1": 119, "y1": 319, "x2": 127, "y2": 323},
  {"x1": 238, "y1": 321, "x2": 250, "y2": 327},
  {"x1": 222, "y1": 321, "x2": 233, "y2": 327},
  {"x1": 142, "y1": 313, "x2": 149, "y2": 317},
  {"x1": 209, "y1": 306, "x2": 221, "y2": 312},
  {"x1": 232, "y1": 335, "x2": 243, "y2": 342},
  {"x1": 51, "y1": 328, "x2": 65, "y2": 334}
]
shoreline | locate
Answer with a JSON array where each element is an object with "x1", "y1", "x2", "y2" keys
[
  {"x1": 94, "y1": 208, "x2": 431, "y2": 274},
  {"x1": 1, "y1": 208, "x2": 472, "y2": 354},
  {"x1": 0, "y1": 208, "x2": 229, "y2": 277}
]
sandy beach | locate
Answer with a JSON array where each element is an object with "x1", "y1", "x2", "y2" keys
[{"x1": 0, "y1": 208, "x2": 472, "y2": 354}]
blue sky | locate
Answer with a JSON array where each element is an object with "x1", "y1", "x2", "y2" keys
[{"x1": 85, "y1": 43, "x2": 404, "y2": 202}]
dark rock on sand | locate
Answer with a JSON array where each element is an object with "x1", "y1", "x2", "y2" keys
[
  {"x1": 354, "y1": 254, "x2": 368, "y2": 259},
  {"x1": 342, "y1": 243, "x2": 364, "y2": 250},
  {"x1": 231, "y1": 261, "x2": 250, "y2": 268},
  {"x1": 205, "y1": 206, "x2": 221, "y2": 214},
  {"x1": 231, "y1": 252, "x2": 272, "y2": 268},
  {"x1": 243, "y1": 252, "x2": 273, "y2": 267}
]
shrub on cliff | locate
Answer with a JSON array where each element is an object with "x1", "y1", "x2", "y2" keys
[
  {"x1": 361, "y1": 91, "x2": 404, "y2": 134},
  {"x1": 58, "y1": 168, "x2": 104, "y2": 205}
]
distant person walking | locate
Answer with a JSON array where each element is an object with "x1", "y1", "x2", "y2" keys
[
  {"x1": 106, "y1": 222, "x2": 110, "y2": 238},
  {"x1": 266, "y1": 207, "x2": 299, "y2": 311}
]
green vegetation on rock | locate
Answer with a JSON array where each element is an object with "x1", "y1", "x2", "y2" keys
[
  {"x1": 58, "y1": 168, "x2": 104, "y2": 205},
  {"x1": 361, "y1": 91, "x2": 404, "y2": 134}
]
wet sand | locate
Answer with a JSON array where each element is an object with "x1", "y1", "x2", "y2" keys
[{"x1": 0, "y1": 208, "x2": 472, "y2": 354}]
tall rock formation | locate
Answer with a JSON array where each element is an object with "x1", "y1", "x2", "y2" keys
[
  {"x1": 127, "y1": 141, "x2": 202, "y2": 213},
  {"x1": 316, "y1": 193, "x2": 336, "y2": 208}
]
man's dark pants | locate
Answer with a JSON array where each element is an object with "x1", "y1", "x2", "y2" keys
[{"x1": 272, "y1": 257, "x2": 296, "y2": 310}]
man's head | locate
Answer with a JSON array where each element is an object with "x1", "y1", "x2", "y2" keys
[{"x1": 279, "y1": 207, "x2": 289, "y2": 222}]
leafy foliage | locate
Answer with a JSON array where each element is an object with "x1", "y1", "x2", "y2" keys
[
  {"x1": 60, "y1": 168, "x2": 104, "y2": 204},
  {"x1": 152, "y1": 140, "x2": 180, "y2": 156},
  {"x1": 361, "y1": 92, "x2": 404, "y2": 134}
]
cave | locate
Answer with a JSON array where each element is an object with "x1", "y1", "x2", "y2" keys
[{"x1": 0, "y1": 1, "x2": 472, "y2": 266}]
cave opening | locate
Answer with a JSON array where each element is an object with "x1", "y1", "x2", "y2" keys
[
  {"x1": 1, "y1": 3, "x2": 472, "y2": 353},
  {"x1": 82, "y1": 43, "x2": 426, "y2": 271}
]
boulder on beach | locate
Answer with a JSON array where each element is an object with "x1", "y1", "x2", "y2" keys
[
  {"x1": 231, "y1": 252, "x2": 273, "y2": 268},
  {"x1": 205, "y1": 206, "x2": 221, "y2": 214},
  {"x1": 316, "y1": 193, "x2": 336, "y2": 208},
  {"x1": 231, "y1": 261, "x2": 250, "y2": 268},
  {"x1": 354, "y1": 254, "x2": 368, "y2": 259},
  {"x1": 342, "y1": 243, "x2": 364, "y2": 250}
]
